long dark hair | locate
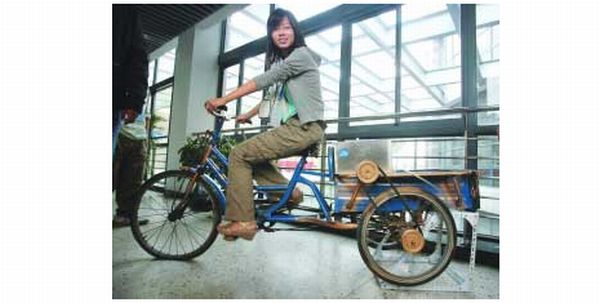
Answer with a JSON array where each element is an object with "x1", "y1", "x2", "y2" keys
[{"x1": 265, "y1": 8, "x2": 306, "y2": 69}]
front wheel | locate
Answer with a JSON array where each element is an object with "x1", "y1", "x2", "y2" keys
[
  {"x1": 357, "y1": 187, "x2": 456, "y2": 286},
  {"x1": 131, "y1": 170, "x2": 221, "y2": 260}
]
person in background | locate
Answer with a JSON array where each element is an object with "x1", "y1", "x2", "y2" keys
[
  {"x1": 204, "y1": 8, "x2": 326, "y2": 241},
  {"x1": 113, "y1": 4, "x2": 148, "y2": 156},
  {"x1": 113, "y1": 110, "x2": 150, "y2": 227}
]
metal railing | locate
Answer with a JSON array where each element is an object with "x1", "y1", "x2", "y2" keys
[
  {"x1": 214, "y1": 106, "x2": 499, "y2": 134},
  {"x1": 146, "y1": 142, "x2": 168, "y2": 179},
  {"x1": 192, "y1": 106, "x2": 500, "y2": 213}
]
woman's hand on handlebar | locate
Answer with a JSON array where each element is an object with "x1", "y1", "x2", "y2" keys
[
  {"x1": 235, "y1": 113, "x2": 252, "y2": 124},
  {"x1": 204, "y1": 97, "x2": 225, "y2": 114}
]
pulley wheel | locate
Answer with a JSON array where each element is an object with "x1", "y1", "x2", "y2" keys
[
  {"x1": 401, "y1": 228, "x2": 425, "y2": 254},
  {"x1": 356, "y1": 160, "x2": 379, "y2": 184}
]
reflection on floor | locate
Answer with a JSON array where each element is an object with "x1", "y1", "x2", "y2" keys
[{"x1": 113, "y1": 223, "x2": 499, "y2": 299}]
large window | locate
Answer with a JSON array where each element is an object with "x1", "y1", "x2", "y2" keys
[
  {"x1": 155, "y1": 49, "x2": 176, "y2": 83},
  {"x1": 219, "y1": 4, "x2": 500, "y2": 133},
  {"x1": 220, "y1": 4, "x2": 499, "y2": 132},
  {"x1": 401, "y1": 4, "x2": 462, "y2": 121},
  {"x1": 225, "y1": 5, "x2": 270, "y2": 52},
  {"x1": 147, "y1": 47, "x2": 177, "y2": 177},
  {"x1": 221, "y1": 64, "x2": 240, "y2": 131},
  {"x1": 477, "y1": 4, "x2": 500, "y2": 125},
  {"x1": 391, "y1": 138, "x2": 465, "y2": 171},
  {"x1": 148, "y1": 86, "x2": 172, "y2": 176},
  {"x1": 240, "y1": 54, "x2": 265, "y2": 131},
  {"x1": 217, "y1": 4, "x2": 501, "y2": 248},
  {"x1": 148, "y1": 60, "x2": 155, "y2": 86},
  {"x1": 478, "y1": 135, "x2": 499, "y2": 215},
  {"x1": 306, "y1": 26, "x2": 342, "y2": 134},
  {"x1": 350, "y1": 10, "x2": 396, "y2": 126}
]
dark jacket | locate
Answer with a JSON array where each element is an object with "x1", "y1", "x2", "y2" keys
[{"x1": 113, "y1": 5, "x2": 148, "y2": 113}]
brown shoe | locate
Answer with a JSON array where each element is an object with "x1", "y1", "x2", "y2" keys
[
  {"x1": 288, "y1": 188, "x2": 304, "y2": 207},
  {"x1": 217, "y1": 221, "x2": 258, "y2": 241}
]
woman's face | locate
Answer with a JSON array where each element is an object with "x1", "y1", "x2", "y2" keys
[{"x1": 271, "y1": 16, "x2": 295, "y2": 51}]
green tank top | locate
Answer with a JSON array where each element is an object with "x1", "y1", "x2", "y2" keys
[{"x1": 280, "y1": 84, "x2": 297, "y2": 123}]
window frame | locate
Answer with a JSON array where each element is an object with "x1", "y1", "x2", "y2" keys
[{"x1": 217, "y1": 4, "x2": 499, "y2": 163}]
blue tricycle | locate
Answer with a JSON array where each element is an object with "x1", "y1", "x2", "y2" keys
[{"x1": 130, "y1": 106, "x2": 480, "y2": 286}]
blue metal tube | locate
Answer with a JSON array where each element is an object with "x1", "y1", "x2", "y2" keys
[
  {"x1": 256, "y1": 185, "x2": 289, "y2": 191},
  {"x1": 267, "y1": 214, "x2": 299, "y2": 223},
  {"x1": 260, "y1": 156, "x2": 334, "y2": 222},
  {"x1": 201, "y1": 174, "x2": 226, "y2": 212},
  {"x1": 262, "y1": 156, "x2": 307, "y2": 216},
  {"x1": 300, "y1": 170, "x2": 329, "y2": 177},
  {"x1": 298, "y1": 176, "x2": 331, "y2": 221},
  {"x1": 206, "y1": 158, "x2": 228, "y2": 188},
  {"x1": 211, "y1": 145, "x2": 229, "y2": 168},
  {"x1": 212, "y1": 118, "x2": 224, "y2": 145}
]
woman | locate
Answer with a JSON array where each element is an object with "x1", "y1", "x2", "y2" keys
[{"x1": 204, "y1": 8, "x2": 325, "y2": 241}]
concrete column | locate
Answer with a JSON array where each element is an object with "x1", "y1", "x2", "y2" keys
[
  {"x1": 165, "y1": 21, "x2": 221, "y2": 171},
  {"x1": 164, "y1": 5, "x2": 248, "y2": 171}
]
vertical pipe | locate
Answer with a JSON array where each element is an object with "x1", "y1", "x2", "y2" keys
[
  {"x1": 395, "y1": 5, "x2": 402, "y2": 126},
  {"x1": 461, "y1": 4, "x2": 478, "y2": 246},
  {"x1": 339, "y1": 22, "x2": 352, "y2": 133}
]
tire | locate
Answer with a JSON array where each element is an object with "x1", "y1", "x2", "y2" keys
[
  {"x1": 131, "y1": 170, "x2": 221, "y2": 260},
  {"x1": 357, "y1": 187, "x2": 456, "y2": 286}
]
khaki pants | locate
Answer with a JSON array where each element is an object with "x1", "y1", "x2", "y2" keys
[
  {"x1": 113, "y1": 134, "x2": 147, "y2": 217},
  {"x1": 225, "y1": 117, "x2": 324, "y2": 221}
]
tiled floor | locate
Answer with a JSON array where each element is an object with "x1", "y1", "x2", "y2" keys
[{"x1": 113, "y1": 223, "x2": 499, "y2": 299}]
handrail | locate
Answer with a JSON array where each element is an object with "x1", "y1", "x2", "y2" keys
[
  {"x1": 187, "y1": 105, "x2": 501, "y2": 211},
  {"x1": 192, "y1": 106, "x2": 499, "y2": 135}
]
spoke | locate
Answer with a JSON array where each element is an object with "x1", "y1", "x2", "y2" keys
[
  {"x1": 166, "y1": 223, "x2": 176, "y2": 254},
  {"x1": 142, "y1": 224, "x2": 167, "y2": 239},
  {"x1": 422, "y1": 212, "x2": 440, "y2": 235},
  {"x1": 137, "y1": 213, "x2": 169, "y2": 219},
  {"x1": 176, "y1": 221, "x2": 189, "y2": 254},
  {"x1": 173, "y1": 221, "x2": 181, "y2": 255},
  {"x1": 147, "y1": 219, "x2": 169, "y2": 249},
  {"x1": 184, "y1": 214, "x2": 213, "y2": 227},
  {"x1": 181, "y1": 214, "x2": 212, "y2": 233},
  {"x1": 161, "y1": 186, "x2": 172, "y2": 211},
  {"x1": 180, "y1": 219, "x2": 201, "y2": 251},
  {"x1": 181, "y1": 220, "x2": 210, "y2": 244},
  {"x1": 374, "y1": 230, "x2": 391, "y2": 259},
  {"x1": 142, "y1": 220, "x2": 169, "y2": 226},
  {"x1": 175, "y1": 178, "x2": 193, "y2": 209},
  {"x1": 142, "y1": 219, "x2": 169, "y2": 240},
  {"x1": 158, "y1": 222, "x2": 174, "y2": 254},
  {"x1": 138, "y1": 207, "x2": 170, "y2": 212},
  {"x1": 162, "y1": 177, "x2": 184, "y2": 211},
  {"x1": 183, "y1": 211, "x2": 209, "y2": 219},
  {"x1": 180, "y1": 218, "x2": 209, "y2": 240}
]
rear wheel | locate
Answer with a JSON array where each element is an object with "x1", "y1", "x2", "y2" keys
[
  {"x1": 357, "y1": 187, "x2": 456, "y2": 286},
  {"x1": 131, "y1": 170, "x2": 221, "y2": 260}
]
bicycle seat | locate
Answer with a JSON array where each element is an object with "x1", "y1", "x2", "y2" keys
[{"x1": 300, "y1": 143, "x2": 320, "y2": 157}]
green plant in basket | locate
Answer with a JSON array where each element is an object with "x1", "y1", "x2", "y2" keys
[{"x1": 177, "y1": 134, "x2": 237, "y2": 167}]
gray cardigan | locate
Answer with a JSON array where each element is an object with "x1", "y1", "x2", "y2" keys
[{"x1": 252, "y1": 46, "x2": 324, "y2": 126}]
